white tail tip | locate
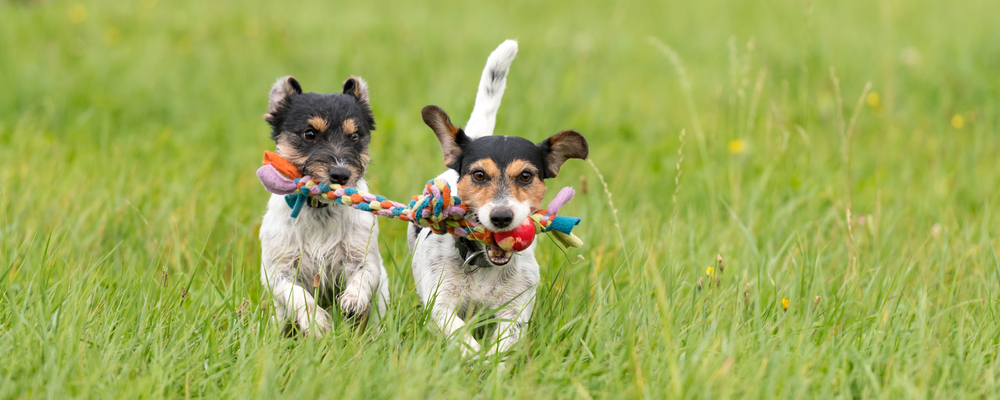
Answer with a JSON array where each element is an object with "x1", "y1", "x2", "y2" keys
[{"x1": 465, "y1": 40, "x2": 518, "y2": 139}]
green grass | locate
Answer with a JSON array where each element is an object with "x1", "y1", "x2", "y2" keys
[{"x1": 2, "y1": 0, "x2": 1000, "y2": 398}]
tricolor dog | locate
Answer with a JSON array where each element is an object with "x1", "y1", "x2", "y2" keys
[
  {"x1": 259, "y1": 75, "x2": 389, "y2": 337},
  {"x1": 408, "y1": 40, "x2": 589, "y2": 360}
]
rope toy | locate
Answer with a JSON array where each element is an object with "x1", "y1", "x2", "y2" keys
[{"x1": 256, "y1": 151, "x2": 584, "y2": 250}]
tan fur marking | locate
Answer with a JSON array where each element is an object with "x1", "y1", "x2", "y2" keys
[
  {"x1": 275, "y1": 135, "x2": 308, "y2": 165},
  {"x1": 422, "y1": 106, "x2": 462, "y2": 168},
  {"x1": 506, "y1": 160, "x2": 546, "y2": 208},
  {"x1": 308, "y1": 116, "x2": 329, "y2": 132},
  {"x1": 305, "y1": 162, "x2": 329, "y2": 182},
  {"x1": 458, "y1": 159, "x2": 501, "y2": 210},
  {"x1": 342, "y1": 119, "x2": 357, "y2": 134},
  {"x1": 360, "y1": 148, "x2": 370, "y2": 168}
]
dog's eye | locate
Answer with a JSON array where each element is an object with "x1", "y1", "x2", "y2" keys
[
  {"x1": 350, "y1": 133, "x2": 359, "y2": 142},
  {"x1": 303, "y1": 129, "x2": 317, "y2": 141},
  {"x1": 472, "y1": 171, "x2": 486, "y2": 182},
  {"x1": 519, "y1": 171, "x2": 534, "y2": 183}
]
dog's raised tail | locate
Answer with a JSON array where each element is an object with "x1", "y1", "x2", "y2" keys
[{"x1": 464, "y1": 40, "x2": 518, "y2": 139}]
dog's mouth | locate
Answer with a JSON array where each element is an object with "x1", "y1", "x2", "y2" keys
[
  {"x1": 461, "y1": 212, "x2": 513, "y2": 266},
  {"x1": 486, "y1": 244, "x2": 513, "y2": 265}
]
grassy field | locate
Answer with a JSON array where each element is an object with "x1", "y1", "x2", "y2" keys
[{"x1": 2, "y1": 0, "x2": 1000, "y2": 398}]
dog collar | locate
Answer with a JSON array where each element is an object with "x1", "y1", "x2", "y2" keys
[
  {"x1": 455, "y1": 236, "x2": 492, "y2": 273},
  {"x1": 306, "y1": 197, "x2": 329, "y2": 209},
  {"x1": 283, "y1": 193, "x2": 328, "y2": 216}
]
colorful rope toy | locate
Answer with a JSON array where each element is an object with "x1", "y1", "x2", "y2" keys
[{"x1": 256, "y1": 151, "x2": 584, "y2": 250}]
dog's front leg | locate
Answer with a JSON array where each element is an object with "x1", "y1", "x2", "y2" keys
[
  {"x1": 264, "y1": 266, "x2": 333, "y2": 337},
  {"x1": 486, "y1": 295, "x2": 535, "y2": 358},
  {"x1": 339, "y1": 250, "x2": 381, "y2": 321},
  {"x1": 428, "y1": 295, "x2": 481, "y2": 357}
]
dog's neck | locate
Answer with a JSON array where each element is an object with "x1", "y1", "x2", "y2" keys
[
  {"x1": 306, "y1": 197, "x2": 329, "y2": 209},
  {"x1": 453, "y1": 236, "x2": 494, "y2": 271},
  {"x1": 283, "y1": 178, "x2": 368, "y2": 221}
]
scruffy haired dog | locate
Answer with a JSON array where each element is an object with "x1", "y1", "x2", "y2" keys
[
  {"x1": 259, "y1": 76, "x2": 389, "y2": 337},
  {"x1": 408, "y1": 41, "x2": 589, "y2": 359}
]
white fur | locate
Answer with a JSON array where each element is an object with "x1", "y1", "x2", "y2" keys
[
  {"x1": 260, "y1": 178, "x2": 389, "y2": 337},
  {"x1": 464, "y1": 40, "x2": 518, "y2": 140},
  {"x1": 409, "y1": 222, "x2": 538, "y2": 358},
  {"x1": 476, "y1": 197, "x2": 533, "y2": 232},
  {"x1": 409, "y1": 41, "x2": 536, "y2": 362}
]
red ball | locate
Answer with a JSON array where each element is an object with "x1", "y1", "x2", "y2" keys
[{"x1": 493, "y1": 218, "x2": 536, "y2": 252}]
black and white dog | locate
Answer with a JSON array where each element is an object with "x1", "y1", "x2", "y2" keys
[
  {"x1": 259, "y1": 76, "x2": 389, "y2": 337},
  {"x1": 408, "y1": 41, "x2": 589, "y2": 359}
]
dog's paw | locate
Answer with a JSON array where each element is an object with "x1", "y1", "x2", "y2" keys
[
  {"x1": 339, "y1": 286, "x2": 371, "y2": 319},
  {"x1": 295, "y1": 306, "x2": 332, "y2": 338}
]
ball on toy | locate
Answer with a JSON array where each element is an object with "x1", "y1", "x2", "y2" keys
[{"x1": 494, "y1": 218, "x2": 536, "y2": 252}]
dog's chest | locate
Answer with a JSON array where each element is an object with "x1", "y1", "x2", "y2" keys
[
  {"x1": 449, "y1": 259, "x2": 534, "y2": 306},
  {"x1": 260, "y1": 195, "x2": 373, "y2": 269}
]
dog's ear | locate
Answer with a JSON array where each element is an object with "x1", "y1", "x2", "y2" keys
[
  {"x1": 265, "y1": 76, "x2": 302, "y2": 124},
  {"x1": 537, "y1": 130, "x2": 589, "y2": 179},
  {"x1": 342, "y1": 76, "x2": 370, "y2": 105},
  {"x1": 343, "y1": 76, "x2": 375, "y2": 129},
  {"x1": 422, "y1": 105, "x2": 468, "y2": 171}
]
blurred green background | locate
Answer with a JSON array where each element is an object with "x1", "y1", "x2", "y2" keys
[{"x1": 2, "y1": 0, "x2": 999, "y2": 398}]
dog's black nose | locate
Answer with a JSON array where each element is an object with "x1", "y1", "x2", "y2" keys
[
  {"x1": 328, "y1": 168, "x2": 351, "y2": 186},
  {"x1": 490, "y1": 209, "x2": 514, "y2": 229}
]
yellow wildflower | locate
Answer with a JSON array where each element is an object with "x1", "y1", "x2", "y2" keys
[
  {"x1": 866, "y1": 92, "x2": 880, "y2": 108},
  {"x1": 781, "y1": 298, "x2": 789, "y2": 312},
  {"x1": 706, "y1": 266, "x2": 713, "y2": 276},
  {"x1": 951, "y1": 114, "x2": 964, "y2": 129},
  {"x1": 728, "y1": 139, "x2": 746, "y2": 154},
  {"x1": 68, "y1": 4, "x2": 88, "y2": 24}
]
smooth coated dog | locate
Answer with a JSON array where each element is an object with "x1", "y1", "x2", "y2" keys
[{"x1": 408, "y1": 40, "x2": 589, "y2": 360}]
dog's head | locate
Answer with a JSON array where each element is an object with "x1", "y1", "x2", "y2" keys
[
  {"x1": 264, "y1": 76, "x2": 375, "y2": 189},
  {"x1": 422, "y1": 105, "x2": 589, "y2": 265}
]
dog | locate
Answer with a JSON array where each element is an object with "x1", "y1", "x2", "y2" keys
[
  {"x1": 408, "y1": 40, "x2": 589, "y2": 360},
  {"x1": 259, "y1": 75, "x2": 389, "y2": 337}
]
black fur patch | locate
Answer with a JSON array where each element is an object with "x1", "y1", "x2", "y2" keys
[
  {"x1": 422, "y1": 105, "x2": 588, "y2": 182},
  {"x1": 267, "y1": 92, "x2": 374, "y2": 138},
  {"x1": 456, "y1": 136, "x2": 547, "y2": 179},
  {"x1": 266, "y1": 86, "x2": 375, "y2": 182}
]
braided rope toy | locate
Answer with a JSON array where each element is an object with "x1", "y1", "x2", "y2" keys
[{"x1": 256, "y1": 151, "x2": 584, "y2": 250}]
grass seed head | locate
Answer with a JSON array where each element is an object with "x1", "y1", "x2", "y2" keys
[{"x1": 237, "y1": 300, "x2": 249, "y2": 319}]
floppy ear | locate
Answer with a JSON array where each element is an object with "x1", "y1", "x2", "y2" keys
[
  {"x1": 342, "y1": 76, "x2": 370, "y2": 105},
  {"x1": 537, "y1": 130, "x2": 589, "y2": 179},
  {"x1": 265, "y1": 76, "x2": 301, "y2": 124},
  {"x1": 422, "y1": 105, "x2": 469, "y2": 171}
]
